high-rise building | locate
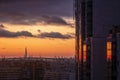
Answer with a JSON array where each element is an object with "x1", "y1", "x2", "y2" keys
[
  {"x1": 74, "y1": 0, "x2": 107, "y2": 80},
  {"x1": 75, "y1": 0, "x2": 93, "y2": 80},
  {"x1": 106, "y1": 26, "x2": 120, "y2": 80}
]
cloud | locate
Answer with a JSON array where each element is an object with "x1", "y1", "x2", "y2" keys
[
  {"x1": 38, "y1": 32, "x2": 74, "y2": 39},
  {"x1": 0, "y1": 25, "x2": 74, "y2": 39},
  {"x1": 0, "y1": 28, "x2": 33, "y2": 38},
  {"x1": 0, "y1": 24, "x2": 5, "y2": 28},
  {"x1": 0, "y1": 11, "x2": 36, "y2": 25},
  {"x1": 0, "y1": 12, "x2": 73, "y2": 27},
  {"x1": 0, "y1": 0, "x2": 73, "y2": 26},
  {"x1": 0, "y1": 28, "x2": 74, "y2": 39},
  {"x1": 39, "y1": 15, "x2": 72, "y2": 26},
  {"x1": 0, "y1": 0, "x2": 73, "y2": 16}
]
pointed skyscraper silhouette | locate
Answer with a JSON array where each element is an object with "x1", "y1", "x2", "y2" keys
[{"x1": 24, "y1": 47, "x2": 27, "y2": 58}]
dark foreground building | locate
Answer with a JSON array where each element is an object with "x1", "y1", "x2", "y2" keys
[
  {"x1": 75, "y1": 0, "x2": 94, "y2": 80},
  {"x1": 107, "y1": 26, "x2": 120, "y2": 80},
  {"x1": 74, "y1": 0, "x2": 109, "y2": 80}
]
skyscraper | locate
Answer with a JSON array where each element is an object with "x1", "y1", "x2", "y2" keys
[
  {"x1": 75, "y1": 0, "x2": 93, "y2": 80},
  {"x1": 107, "y1": 26, "x2": 120, "y2": 80},
  {"x1": 75, "y1": 0, "x2": 107, "y2": 80}
]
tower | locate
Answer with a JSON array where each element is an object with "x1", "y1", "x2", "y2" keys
[
  {"x1": 74, "y1": 0, "x2": 93, "y2": 80},
  {"x1": 24, "y1": 47, "x2": 28, "y2": 58}
]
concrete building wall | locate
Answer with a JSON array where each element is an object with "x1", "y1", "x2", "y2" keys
[{"x1": 75, "y1": 0, "x2": 120, "y2": 80}]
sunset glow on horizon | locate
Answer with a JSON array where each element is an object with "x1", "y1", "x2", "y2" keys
[
  {"x1": 0, "y1": 37, "x2": 75, "y2": 57},
  {"x1": 0, "y1": 18, "x2": 75, "y2": 57}
]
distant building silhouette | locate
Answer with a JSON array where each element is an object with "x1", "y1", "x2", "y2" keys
[
  {"x1": 0, "y1": 57, "x2": 75, "y2": 80},
  {"x1": 0, "y1": 58, "x2": 46, "y2": 80},
  {"x1": 24, "y1": 47, "x2": 28, "y2": 58}
]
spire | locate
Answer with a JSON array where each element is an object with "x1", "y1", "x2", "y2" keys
[{"x1": 24, "y1": 47, "x2": 27, "y2": 58}]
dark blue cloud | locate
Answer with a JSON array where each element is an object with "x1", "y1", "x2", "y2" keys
[
  {"x1": 38, "y1": 32, "x2": 74, "y2": 39},
  {"x1": 0, "y1": 25, "x2": 74, "y2": 39},
  {"x1": 0, "y1": 28, "x2": 33, "y2": 38},
  {"x1": 0, "y1": 13, "x2": 72, "y2": 27},
  {"x1": 0, "y1": 24, "x2": 5, "y2": 28},
  {"x1": 0, "y1": 0, "x2": 73, "y2": 17},
  {"x1": 0, "y1": 0, "x2": 73, "y2": 27}
]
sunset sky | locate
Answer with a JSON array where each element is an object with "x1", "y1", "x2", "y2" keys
[
  {"x1": 0, "y1": 0, "x2": 75, "y2": 57},
  {"x1": 0, "y1": 0, "x2": 120, "y2": 58}
]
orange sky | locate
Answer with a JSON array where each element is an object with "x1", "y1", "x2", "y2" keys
[
  {"x1": 0, "y1": 18, "x2": 75, "y2": 58},
  {"x1": 0, "y1": 38, "x2": 75, "y2": 57}
]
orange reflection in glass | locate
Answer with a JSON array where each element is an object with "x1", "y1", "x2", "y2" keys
[
  {"x1": 79, "y1": 35, "x2": 82, "y2": 60},
  {"x1": 107, "y1": 41, "x2": 112, "y2": 61},
  {"x1": 83, "y1": 44, "x2": 87, "y2": 62}
]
